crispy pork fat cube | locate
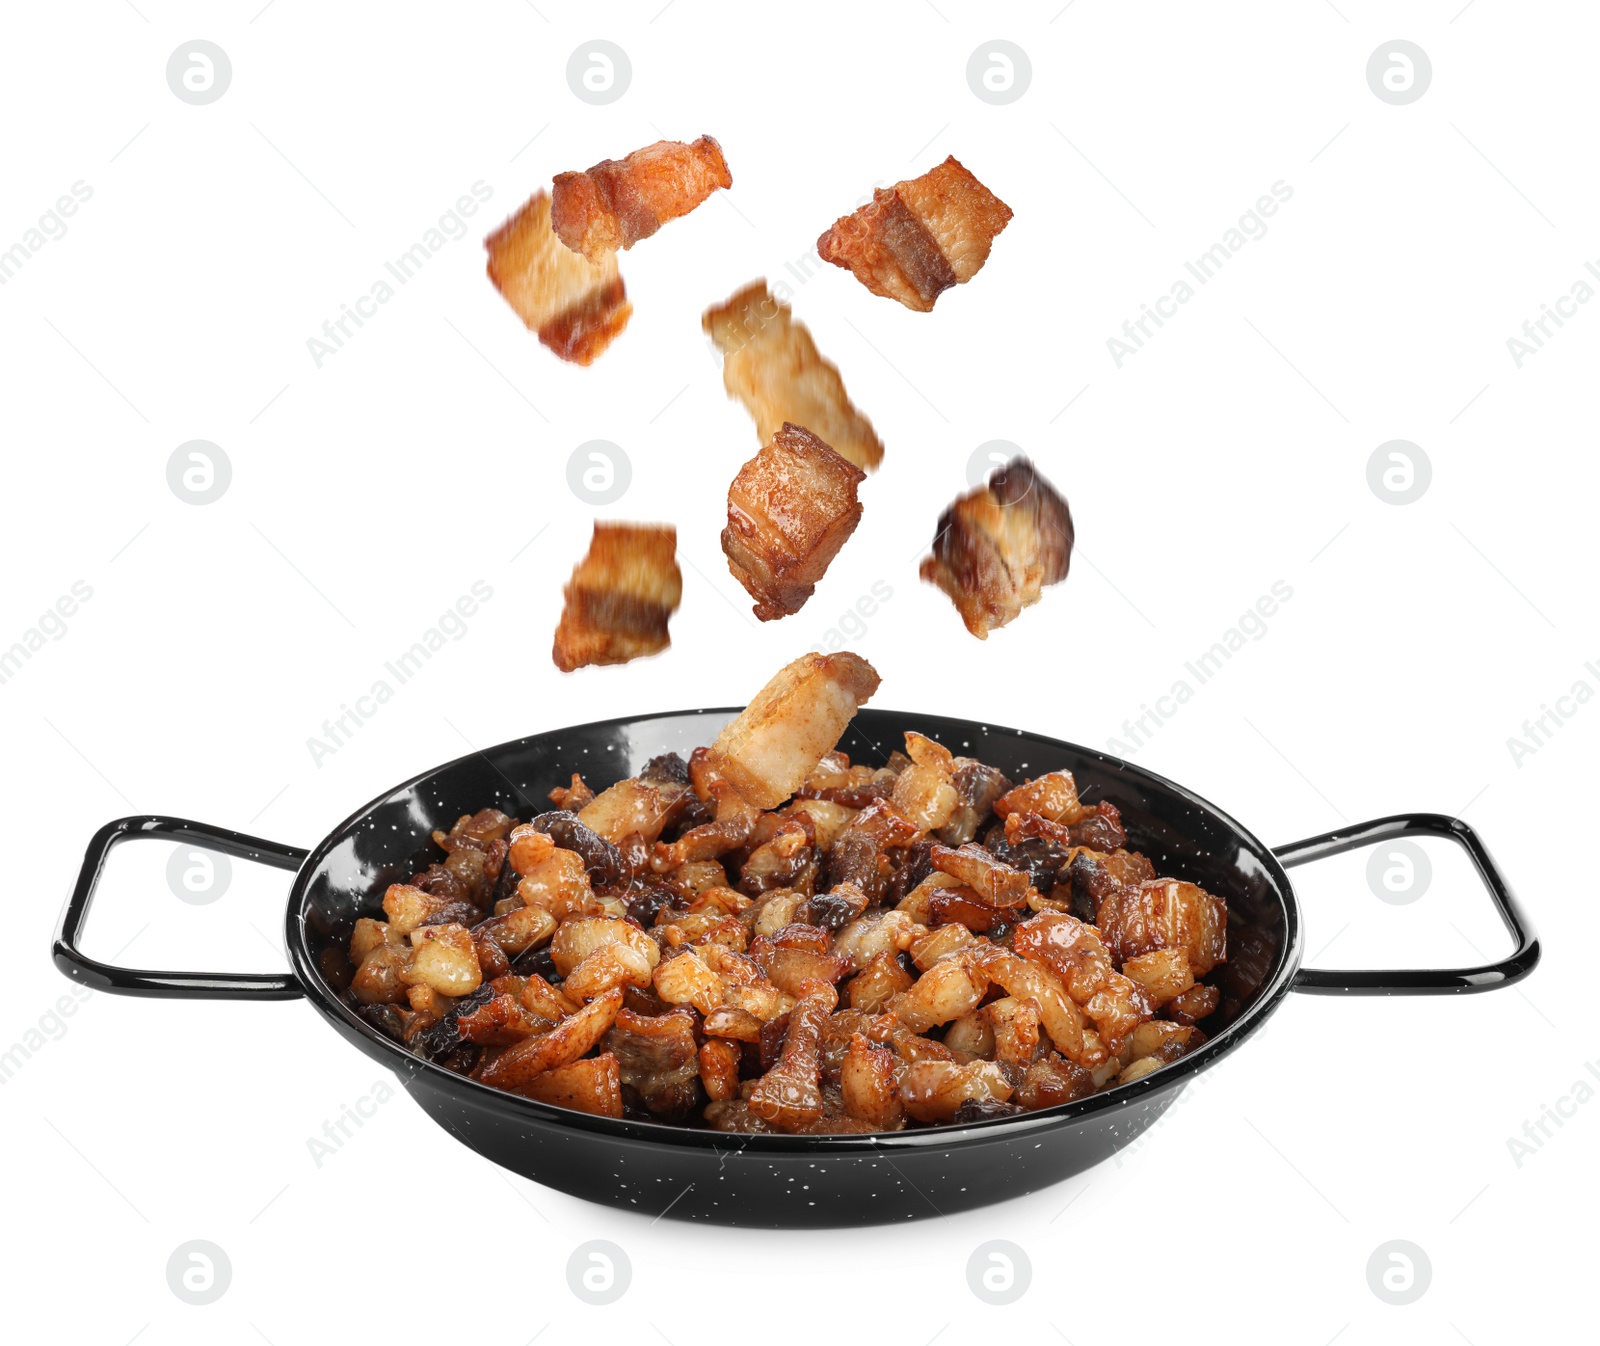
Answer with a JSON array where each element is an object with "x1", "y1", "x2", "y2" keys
[
  {"x1": 1121, "y1": 948, "x2": 1195, "y2": 1005},
  {"x1": 920, "y1": 456, "x2": 1073, "y2": 638},
  {"x1": 552, "y1": 523, "x2": 682, "y2": 672},
  {"x1": 816, "y1": 156, "x2": 1012, "y2": 311},
  {"x1": 703, "y1": 281, "x2": 884, "y2": 472},
  {"x1": 484, "y1": 190, "x2": 632, "y2": 365},
  {"x1": 839, "y1": 1032, "x2": 906, "y2": 1129},
  {"x1": 575, "y1": 769, "x2": 692, "y2": 845},
  {"x1": 722, "y1": 423, "x2": 866, "y2": 621},
  {"x1": 707, "y1": 651, "x2": 880, "y2": 809},
  {"x1": 994, "y1": 769, "x2": 1084, "y2": 824},
  {"x1": 1097, "y1": 878, "x2": 1228, "y2": 976},
  {"x1": 551, "y1": 135, "x2": 731, "y2": 262},
  {"x1": 478, "y1": 988, "x2": 624, "y2": 1093},
  {"x1": 517, "y1": 1054, "x2": 624, "y2": 1118},
  {"x1": 746, "y1": 990, "x2": 832, "y2": 1127}
]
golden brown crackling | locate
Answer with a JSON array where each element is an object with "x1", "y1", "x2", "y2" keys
[
  {"x1": 919, "y1": 456, "x2": 1073, "y2": 638},
  {"x1": 816, "y1": 156, "x2": 1012, "y2": 311},
  {"x1": 1096, "y1": 878, "x2": 1228, "y2": 977},
  {"x1": 552, "y1": 523, "x2": 682, "y2": 672},
  {"x1": 722, "y1": 423, "x2": 866, "y2": 621},
  {"x1": 707, "y1": 651, "x2": 880, "y2": 811},
  {"x1": 483, "y1": 190, "x2": 632, "y2": 365},
  {"x1": 551, "y1": 135, "x2": 732, "y2": 262},
  {"x1": 703, "y1": 281, "x2": 884, "y2": 472}
]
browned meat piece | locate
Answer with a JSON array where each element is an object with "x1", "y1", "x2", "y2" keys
[
  {"x1": 936, "y1": 760, "x2": 1013, "y2": 846},
  {"x1": 548, "y1": 773, "x2": 596, "y2": 811},
  {"x1": 1004, "y1": 803, "x2": 1128, "y2": 855},
  {"x1": 478, "y1": 989, "x2": 624, "y2": 1093},
  {"x1": 722, "y1": 423, "x2": 866, "y2": 621},
  {"x1": 1116, "y1": 1023, "x2": 1206, "y2": 1085},
  {"x1": 920, "y1": 456, "x2": 1073, "y2": 638},
  {"x1": 453, "y1": 991, "x2": 549, "y2": 1045},
  {"x1": 516, "y1": 1055, "x2": 623, "y2": 1118},
  {"x1": 1097, "y1": 879, "x2": 1228, "y2": 977},
  {"x1": 1068, "y1": 803, "x2": 1128, "y2": 852},
  {"x1": 552, "y1": 523, "x2": 682, "y2": 672},
  {"x1": 825, "y1": 799, "x2": 920, "y2": 899},
  {"x1": 699, "y1": 1039, "x2": 742, "y2": 1101},
  {"x1": 994, "y1": 769, "x2": 1085, "y2": 824},
  {"x1": 484, "y1": 190, "x2": 632, "y2": 364},
  {"x1": 1167, "y1": 982, "x2": 1221, "y2": 1026},
  {"x1": 1065, "y1": 847, "x2": 1157, "y2": 923},
  {"x1": 703, "y1": 281, "x2": 884, "y2": 472},
  {"x1": 1013, "y1": 1053, "x2": 1097, "y2": 1110},
  {"x1": 603, "y1": 1007, "x2": 702, "y2": 1118},
  {"x1": 817, "y1": 156, "x2": 1012, "y2": 311},
  {"x1": 702, "y1": 1004, "x2": 765, "y2": 1043},
  {"x1": 551, "y1": 135, "x2": 731, "y2": 261},
  {"x1": 1012, "y1": 911, "x2": 1151, "y2": 1050},
  {"x1": 987, "y1": 996, "x2": 1044, "y2": 1078},
  {"x1": 803, "y1": 883, "x2": 870, "y2": 931},
  {"x1": 747, "y1": 990, "x2": 832, "y2": 1127},
  {"x1": 1013, "y1": 912, "x2": 1120, "y2": 1002},
  {"x1": 839, "y1": 1032, "x2": 906, "y2": 1130},
  {"x1": 433, "y1": 808, "x2": 516, "y2": 854},
  {"x1": 889, "y1": 732, "x2": 960, "y2": 832},
  {"x1": 927, "y1": 886, "x2": 1011, "y2": 934},
  {"x1": 887, "y1": 951, "x2": 990, "y2": 1033},
  {"x1": 751, "y1": 922, "x2": 850, "y2": 998},
  {"x1": 898, "y1": 1057, "x2": 1012, "y2": 1124},
  {"x1": 846, "y1": 950, "x2": 915, "y2": 1011},
  {"x1": 706, "y1": 651, "x2": 880, "y2": 809},
  {"x1": 1120, "y1": 949, "x2": 1195, "y2": 1006},
  {"x1": 930, "y1": 843, "x2": 1031, "y2": 906},
  {"x1": 704, "y1": 1100, "x2": 784, "y2": 1133},
  {"x1": 575, "y1": 769, "x2": 693, "y2": 845},
  {"x1": 738, "y1": 815, "x2": 818, "y2": 896}
]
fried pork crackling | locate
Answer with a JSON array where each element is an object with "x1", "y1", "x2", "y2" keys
[
  {"x1": 552, "y1": 135, "x2": 732, "y2": 263},
  {"x1": 722, "y1": 423, "x2": 866, "y2": 622},
  {"x1": 817, "y1": 156, "x2": 1012, "y2": 311},
  {"x1": 552, "y1": 523, "x2": 683, "y2": 672},
  {"x1": 703, "y1": 280, "x2": 884, "y2": 472},
  {"x1": 921, "y1": 456, "x2": 1074, "y2": 637},
  {"x1": 347, "y1": 653, "x2": 1227, "y2": 1132},
  {"x1": 484, "y1": 190, "x2": 632, "y2": 365}
]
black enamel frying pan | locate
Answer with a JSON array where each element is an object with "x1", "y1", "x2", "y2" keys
[{"x1": 52, "y1": 708, "x2": 1539, "y2": 1228}]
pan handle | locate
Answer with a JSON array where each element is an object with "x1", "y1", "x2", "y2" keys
[
  {"x1": 1274, "y1": 812, "x2": 1539, "y2": 995},
  {"x1": 53, "y1": 816, "x2": 308, "y2": 1000}
]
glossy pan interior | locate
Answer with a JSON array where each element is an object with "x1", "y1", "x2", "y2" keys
[{"x1": 56, "y1": 707, "x2": 1539, "y2": 1228}]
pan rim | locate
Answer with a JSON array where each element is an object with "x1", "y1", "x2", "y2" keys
[{"x1": 284, "y1": 705, "x2": 1304, "y2": 1154}]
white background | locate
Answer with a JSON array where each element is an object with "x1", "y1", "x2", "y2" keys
[{"x1": 2, "y1": 1, "x2": 1594, "y2": 1341}]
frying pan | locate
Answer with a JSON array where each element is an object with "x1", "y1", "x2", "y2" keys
[{"x1": 52, "y1": 708, "x2": 1539, "y2": 1228}]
